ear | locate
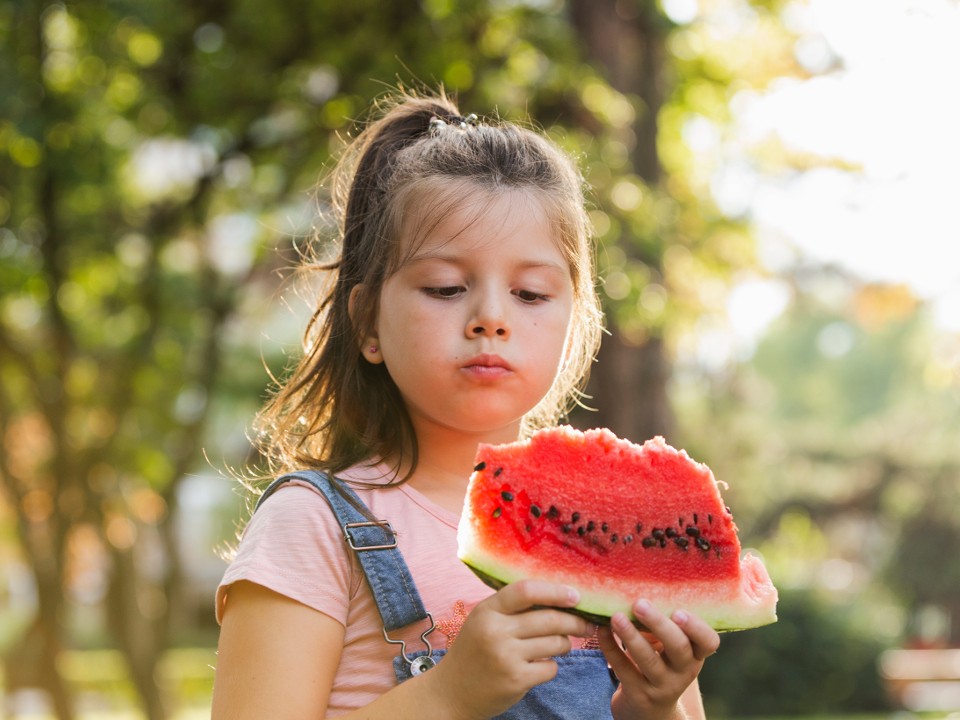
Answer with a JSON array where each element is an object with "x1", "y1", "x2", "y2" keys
[{"x1": 349, "y1": 285, "x2": 384, "y2": 365}]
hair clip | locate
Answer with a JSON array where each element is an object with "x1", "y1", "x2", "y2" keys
[{"x1": 429, "y1": 114, "x2": 479, "y2": 133}]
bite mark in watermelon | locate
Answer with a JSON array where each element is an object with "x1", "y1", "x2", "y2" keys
[{"x1": 457, "y1": 427, "x2": 778, "y2": 632}]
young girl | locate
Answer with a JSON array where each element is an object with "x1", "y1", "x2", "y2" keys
[{"x1": 212, "y1": 92, "x2": 720, "y2": 720}]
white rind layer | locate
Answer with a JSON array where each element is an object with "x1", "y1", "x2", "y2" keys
[{"x1": 458, "y1": 525, "x2": 778, "y2": 632}]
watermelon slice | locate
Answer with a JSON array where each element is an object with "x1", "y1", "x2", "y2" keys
[{"x1": 457, "y1": 427, "x2": 778, "y2": 631}]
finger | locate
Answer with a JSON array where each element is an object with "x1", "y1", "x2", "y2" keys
[
  {"x1": 639, "y1": 630, "x2": 664, "y2": 654},
  {"x1": 671, "y1": 609, "x2": 721, "y2": 661},
  {"x1": 522, "y1": 657, "x2": 562, "y2": 687},
  {"x1": 632, "y1": 599, "x2": 694, "y2": 669},
  {"x1": 598, "y1": 623, "x2": 643, "y2": 686},
  {"x1": 513, "y1": 633, "x2": 574, "y2": 662},
  {"x1": 512, "y1": 607, "x2": 592, "y2": 640},
  {"x1": 494, "y1": 579, "x2": 581, "y2": 615},
  {"x1": 607, "y1": 611, "x2": 665, "y2": 682}
]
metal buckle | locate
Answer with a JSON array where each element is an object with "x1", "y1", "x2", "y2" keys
[
  {"x1": 342, "y1": 520, "x2": 397, "y2": 551},
  {"x1": 383, "y1": 612, "x2": 437, "y2": 675}
]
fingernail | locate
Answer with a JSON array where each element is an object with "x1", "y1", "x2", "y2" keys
[
  {"x1": 673, "y1": 609, "x2": 689, "y2": 625},
  {"x1": 634, "y1": 599, "x2": 652, "y2": 615},
  {"x1": 567, "y1": 588, "x2": 581, "y2": 605}
]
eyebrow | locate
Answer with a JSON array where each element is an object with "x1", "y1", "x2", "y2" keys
[{"x1": 405, "y1": 252, "x2": 568, "y2": 275}]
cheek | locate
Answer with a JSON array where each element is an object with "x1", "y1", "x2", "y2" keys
[
  {"x1": 377, "y1": 299, "x2": 438, "y2": 356},
  {"x1": 546, "y1": 302, "x2": 575, "y2": 345}
]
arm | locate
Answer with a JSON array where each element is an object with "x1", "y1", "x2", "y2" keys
[
  {"x1": 212, "y1": 581, "x2": 342, "y2": 719},
  {"x1": 212, "y1": 579, "x2": 594, "y2": 720},
  {"x1": 599, "y1": 600, "x2": 720, "y2": 720},
  {"x1": 679, "y1": 679, "x2": 707, "y2": 720}
]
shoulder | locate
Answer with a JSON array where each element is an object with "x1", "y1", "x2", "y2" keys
[
  {"x1": 217, "y1": 481, "x2": 357, "y2": 623},
  {"x1": 245, "y1": 481, "x2": 344, "y2": 545}
]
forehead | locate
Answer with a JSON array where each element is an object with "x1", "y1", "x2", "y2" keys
[{"x1": 394, "y1": 181, "x2": 562, "y2": 263}]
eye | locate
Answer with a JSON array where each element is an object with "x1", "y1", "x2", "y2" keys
[
  {"x1": 515, "y1": 289, "x2": 549, "y2": 304},
  {"x1": 423, "y1": 286, "x2": 465, "y2": 299}
]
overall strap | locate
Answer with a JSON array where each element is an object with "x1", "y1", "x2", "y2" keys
[{"x1": 256, "y1": 470, "x2": 429, "y2": 633}]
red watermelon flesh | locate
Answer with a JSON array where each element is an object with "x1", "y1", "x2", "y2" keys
[{"x1": 457, "y1": 426, "x2": 778, "y2": 631}]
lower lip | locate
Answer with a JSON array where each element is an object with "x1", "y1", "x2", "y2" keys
[{"x1": 463, "y1": 365, "x2": 512, "y2": 379}]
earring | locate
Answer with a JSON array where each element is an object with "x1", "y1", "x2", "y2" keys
[{"x1": 362, "y1": 341, "x2": 383, "y2": 364}]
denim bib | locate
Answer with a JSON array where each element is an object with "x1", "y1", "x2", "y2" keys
[{"x1": 258, "y1": 470, "x2": 617, "y2": 719}]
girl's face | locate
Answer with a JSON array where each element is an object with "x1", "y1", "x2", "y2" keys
[{"x1": 372, "y1": 188, "x2": 574, "y2": 444}]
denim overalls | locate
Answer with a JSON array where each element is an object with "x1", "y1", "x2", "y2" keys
[{"x1": 257, "y1": 470, "x2": 617, "y2": 719}]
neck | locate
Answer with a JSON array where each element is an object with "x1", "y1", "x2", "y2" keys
[{"x1": 401, "y1": 422, "x2": 521, "y2": 513}]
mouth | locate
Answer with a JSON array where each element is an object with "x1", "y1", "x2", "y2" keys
[{"x1": 462, "y1": 354, "x2": 514, "y2": 377}]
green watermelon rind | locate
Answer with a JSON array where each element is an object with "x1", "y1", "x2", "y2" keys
[{"x1": 459, "y1": 548, "x2": 778, "y2": 633}]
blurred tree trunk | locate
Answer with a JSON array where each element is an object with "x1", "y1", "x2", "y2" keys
[
  {"x1": 569, "y1": 0, "x2": 674, "y2": 441},
  {"x1": 1, "y1": 549, "x2": 75, "y2": 720},
  {"x1": 106, "y1": 545, "x2": 171, "y2": 720},
  {"x1": 0, "y1": 3, "x2": 234, "y2": 716},
  {"x1": 0, "y1": 4, "x2": 77, "y2": 716}
]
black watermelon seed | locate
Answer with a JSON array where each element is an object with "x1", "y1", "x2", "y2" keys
[
  {"x1": 530, "y1": 504, "x2": 542, "y2": 518},
  {"x1": 693, "y1": 513, "x2": 699, "y2": 525},
  {"x1": 674, "y1": 536, "x2": 689, "y2": 550},
  {"x1": 548, "y1": 506, "x2": 559, "y2": 519},
  {"x1": 571, "y1": 512, "x2": 581, "y2": 523},
  {"x1": 708, "y1": 514, "x2": 713, "y2": 524},
  {"x1": 651, "y1": 528, "x2": 665, "y2": 540},
  {"x1": 635, "y1": 522, "x2": 643, "y2": 533},
  {"x1": 696, "y1": 537, "x2": 711, "y2": 551},
  {"x1": 610, "y1": 534, "x2": 618, "y2": 543},
  {"x1": 624, "y1": 534, "x2": 633, "y2": 544},
  {"x1": 577, "y1": 526, "x2": 586, "y2": 536},
  {"x1": 494, "y1": 467, "x2": 503, "y2": 477},
  {"x1": 666, "y1": 527, "x2": 678, "y2": 538},
  {"x1": 587, "y1": 520, "x2": 596, "y2": 532},
  {"x1": 561, "y1": 523, "x2": 572, "y2": 534},
  {"x1": 474, "y1": 462, "x2": 486, "y2": 471},
  {"x1": 659, "y1": 538, "x2": 667, "y2": 548},
  {"x1": 679, "y1": 517, "x2": 684, "y2": 527},
  {"x1": 501, "y1": 491, "x2": 514, "y2": 502},
  {"x1": 686, "y1": 526, "x2": 700, "y2": 537},
  {"x1": 492, "y1": 507, "x2": 502, "y2": 518},
  {"x1": 642, "y1": 537, "x2": 657, "y2": 548},
  {"x1": 601, "y1": 522, "x2": 609, "y2": 533}
]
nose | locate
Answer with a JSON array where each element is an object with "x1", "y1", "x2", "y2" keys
[
  {"x1": 466, "y1": 291, "x2": 510, "y2": 339},
  {"x1": 468, "y1": 323, "x2": 507, "y2": 338}
]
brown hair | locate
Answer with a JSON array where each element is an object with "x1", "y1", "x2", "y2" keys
[{"x1": 254, "y1": 91, "x2": 603, "y2": 481}]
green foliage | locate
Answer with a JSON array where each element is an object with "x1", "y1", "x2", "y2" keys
[
  {"x1": 752, "y1": 287, "x2": 936, "y2": 428},
  {"x1": 9, "y1": 0, "x2": 935, "y2": 716},
  {"x1": 888, "y1": 500, "x2": 960, "y2": 615},
  {"x1": 676, "y1": 267, "x2": 960, "y2": 665},
  {"x1": 699, "y1": 589, "x2": 891, "y2": 716}
]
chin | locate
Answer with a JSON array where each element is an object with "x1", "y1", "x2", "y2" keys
[{"x1": 449, "y1": 413, "x2": 528, "y2": 438}]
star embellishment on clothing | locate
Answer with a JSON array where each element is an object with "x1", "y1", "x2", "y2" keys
[
  {"x1": 579, "y1": 625, "x2": 601, "y2": 650},
  {"x1": 435, "y1": 600, "x2": 468, "y2": 647}
]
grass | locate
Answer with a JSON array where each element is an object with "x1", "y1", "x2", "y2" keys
[
  {"x1": 4, "y1": 650, "x2": 959, "y2": 720},
  {"x1": 2, "y1": 648, "x2": 215, "y2": 719},
  {"x1": 1, "y1": 709, "x2": 952, "y2": 720}
]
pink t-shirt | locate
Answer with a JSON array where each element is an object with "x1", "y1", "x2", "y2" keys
[{"x1": 216, "y1": 472, "x2": 495, "y2": 716}]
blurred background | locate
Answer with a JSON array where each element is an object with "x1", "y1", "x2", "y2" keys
[{"x1": 2, "y1": 0, "x2": 959, "y2": 717}]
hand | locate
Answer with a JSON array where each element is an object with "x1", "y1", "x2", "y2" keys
[
  {"x1": 598, "y1": 599, "x2": 720, "y2": 720},
  {"x1": 425, "y1": 579, "x2": 593, "y2": 719}
]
